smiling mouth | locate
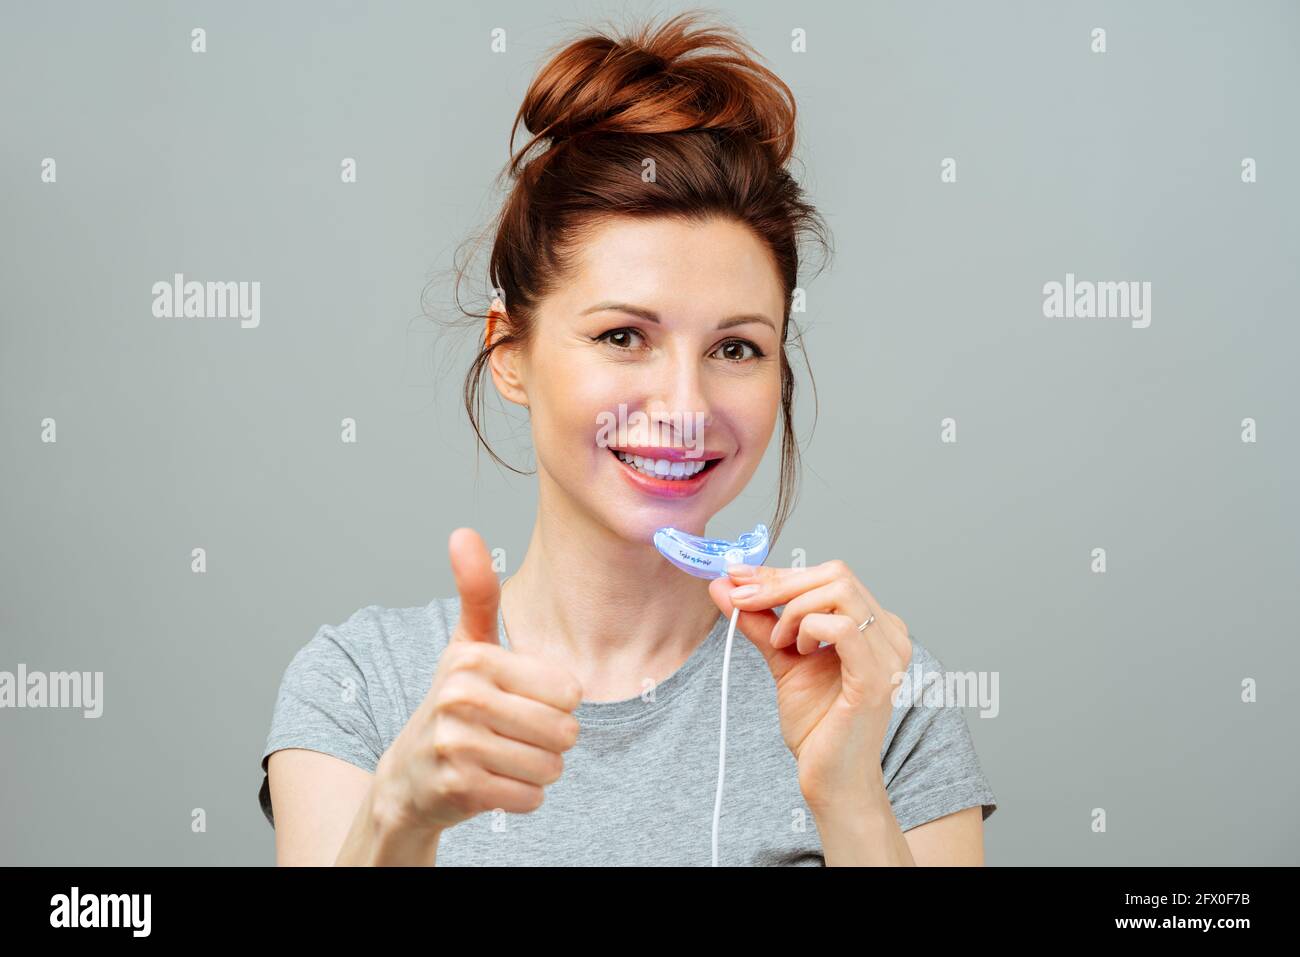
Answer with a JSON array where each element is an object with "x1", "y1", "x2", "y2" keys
[{"x1": 607, "y1": 447, "x2": 724, "y2": 481}]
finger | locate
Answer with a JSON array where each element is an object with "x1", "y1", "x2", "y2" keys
[
  {"x1": 472, "y1": 770, "x2": 545, "y2": 816},
  {"x1": 797, "y1": 613, "x2": 911, "y2": 699},
  {"x1": 439, "y1": 667, "x2": 579, "y2": 751},
  {"x1": 479, "y1": 690, "x2": 582, "y2": 753},
  {"x1": 481, "y1": 647, "x2": 583, "y2": 714},
  {"x1": 448, "y1": 527, "x2": 501, "y2": 645},
  {"x1": 459, "y1": 722, "x2": 568, "y2": 787},
  {"x1": 761, "y1": 579, "x2": 873, "y2": 650},
  {"x1": 793, "y1": 614, "x2": 888, "y2": 688},
  {"x1": 885, "y1": 612, "x2": 915, "y2": 666},
  {"x1": 784, "y1": 597, "x2": 911, "y2": 669},
  {"x1": 707, "y1": 577, "x2": 797, "y2": 680},
  {"x1": 725, "y1": 560, "x2": 879, "y2": 612}
]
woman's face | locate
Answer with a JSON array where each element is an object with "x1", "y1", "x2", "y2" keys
[{"x1": 499, "y1": 215, "x2": 785, "y2": 543}]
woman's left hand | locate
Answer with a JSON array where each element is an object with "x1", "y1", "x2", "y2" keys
[{"x1": 707, "y1": 560, "x2": 913, "y2": 813}]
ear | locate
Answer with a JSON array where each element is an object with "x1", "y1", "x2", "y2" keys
[
  {"x1": 483, "y1": 298, "x2": 503, "y2": 349},
  {"x1": 485, "y1": 298, "x2": 529, "y2": 410}
]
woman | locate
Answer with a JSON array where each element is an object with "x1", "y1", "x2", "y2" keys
[{"x1": 258, "y1": 11, "x2": 997, "y2": 866}]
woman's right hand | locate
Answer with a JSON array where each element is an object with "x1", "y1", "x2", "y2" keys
[{"x1": 371, "y1": 528, "x2": 584, "y2": 839}]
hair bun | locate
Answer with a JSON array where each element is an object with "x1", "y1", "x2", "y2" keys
[{"x1": 510, "y1": 12, "x2": 797, "y2": 173}]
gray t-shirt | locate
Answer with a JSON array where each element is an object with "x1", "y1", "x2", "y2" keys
[{"x1": 258, "y1": 596, "x2": 997, "y2": 865}]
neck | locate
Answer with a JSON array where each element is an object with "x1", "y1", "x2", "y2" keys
[{"x1": 500, "y1": 470, "x2": 723, "y2": 703}]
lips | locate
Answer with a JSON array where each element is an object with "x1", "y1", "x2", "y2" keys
[
  {"x1": 607, "y1": 446, "x2": 724, "y2": 499},
  {"x1": 608, "y1": 446, "x2": 726, "y2": 464}
]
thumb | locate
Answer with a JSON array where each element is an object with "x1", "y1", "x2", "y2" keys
[
  {"x1": 448, "y1": 527, "x2": 502, "y2": 645},
  {"x1": 708, "y1": 576, "x2": 788, "y2": 675}
]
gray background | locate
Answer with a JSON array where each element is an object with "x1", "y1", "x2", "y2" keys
[{"x1": 2, "y1": 0, "x2": 1296, "y2": 865}]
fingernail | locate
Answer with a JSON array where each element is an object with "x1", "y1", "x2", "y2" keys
[
  {"x1": 726, "y1": 563, "x2": 755, "y2": 577},
  {"x1": 730, "y1": 584, "x2": 759, "y2": 600}
]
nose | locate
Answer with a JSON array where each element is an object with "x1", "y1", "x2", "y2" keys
[{"x1": 645, "y1": 355, "x2": 711, "y2": 446}]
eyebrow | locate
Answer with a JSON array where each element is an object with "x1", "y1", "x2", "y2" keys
[{"x1": 579, "y1": 301, "x2": 777, "y2": 333}]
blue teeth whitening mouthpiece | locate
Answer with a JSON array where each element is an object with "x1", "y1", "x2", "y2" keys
[
  {"x1": 652, "y1": 524, "x2": 770, "y2": 580},
  {"x1": 653, "y1": 524, "x2": 770, "y2": 866}
]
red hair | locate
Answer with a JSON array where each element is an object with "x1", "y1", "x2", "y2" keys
[{"x1": 448, "y1": 10, "x2": 831, "y2": 544}]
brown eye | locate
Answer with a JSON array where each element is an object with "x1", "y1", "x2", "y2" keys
[
  {"x1": 595, "y1": 328, "x2": 646, "y2": 349},
  {"x1": 715, "y1": 339, "x2": 763, "y2": 362}
]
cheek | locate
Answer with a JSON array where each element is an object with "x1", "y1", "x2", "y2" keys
[
  {"x1": 719, "y1": 377, "x2": 781, "y2": 444},
  {"x1": 536, "y1": 375, "x2": 620, "y2": 461},
  {"x1": 532, "y1": 349, "x2": 607, "y2": 422},
  {"x1": 563, "y1": 357, "x2": 651, "y2": 423}
]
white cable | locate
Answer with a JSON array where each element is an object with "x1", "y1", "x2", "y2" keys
[{"x1": 712, "y1": 605, "x2": 741, "y2": 867}]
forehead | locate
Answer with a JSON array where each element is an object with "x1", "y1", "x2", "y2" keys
[{"x1": 555, "y1": 215, "x2": 785, "y2": 320}]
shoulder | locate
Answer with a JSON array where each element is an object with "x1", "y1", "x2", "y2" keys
[
  {"x1": 272, "y1": 598, "x2": 454, "y2": 716},
  {"x1": 879, "y1": 631, "x2": 999, "y2": 827},
  {"x1": 879, "y1": 632, "x2": 973, "y2": 762},
  {"x1": 262, "y1": 598, "x2": 452, "y2": 753},
  {"x1": 423, "y1": 595, "x2": 462, "y2": 646},
  {"x1": 884, "y1": 633, "x2": 961, "y2": 737},
  {"x1": 287, "y1": 600, "x2": 449, "y2": 664},
  {"x1": 901, "y1": 632, "x2": 941, "y2": 675}
]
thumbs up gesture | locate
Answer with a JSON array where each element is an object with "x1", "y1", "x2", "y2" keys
[{"x1": 373, "y1": 529, "x2": 583, "y2": 836}]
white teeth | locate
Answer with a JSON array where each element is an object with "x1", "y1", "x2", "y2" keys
[{"x1": 613, "y1": 450, "x2": 709, "y2": 480}]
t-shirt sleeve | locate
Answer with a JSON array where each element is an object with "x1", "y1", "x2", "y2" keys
[
  {"x1": 257, "y1": 619, "x2": 386, "y2": 828},
  {"x1": 880, "y1": 638, "x2": 998, "y2": 833}
]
